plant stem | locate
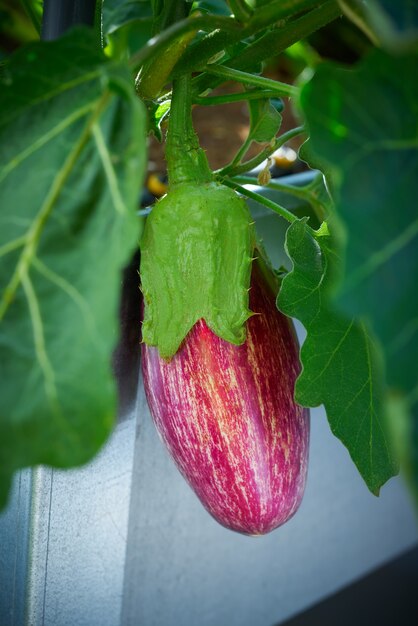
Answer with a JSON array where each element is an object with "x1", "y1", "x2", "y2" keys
[
  {"x1": 247, "y1": 0, "x2": 323, "y2": 29},
  {"x1": 154, "y1": 0, "x2": 190, "y2": 34},
  {"x1": 129, "y1": 14, "x2": 241, "y2": 72},
  {"x1": 229, "y1": 1, "x2": 342, "y2": 70},
  {"x1": 165, "y1": 74, "x2": 213, "y2": 186},
  {"x1": 186, "y1": 2, "x2": 341, "y2": 94},
  {"x1": 221, "y1": 179, "x2": 299, "y2": 224},
  {"x1": 218, "y1": 126, "x2": 305, "y2": 177},
  {"x1": 193, "y1": 89, "x2": 279, "y2": 105},
  {"x1": 232, "y1": 175, "x2": 327, "y2": 221},
  {"x1": 175, "y1": 0, "x2": 326, "y2": 75},
  {"x1": 20, "y1": 0, "x2": 42, "y2": 35},
  {"x1": 338, "y1": 0, "x2": 379, "y2": 45},
  {"x1": 228, "y1": 0, "x2": 253, "y2": 22},
  {"x1": 230, "y1": 136, "x2": 253, "y2": 169},
  {"x1": 204, "y1": 65, "x2": 298, "y2": 98}
]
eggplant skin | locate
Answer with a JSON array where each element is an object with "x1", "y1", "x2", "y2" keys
[{"x1": 141, "y1": 263, "x2": 310, "y2": 536}]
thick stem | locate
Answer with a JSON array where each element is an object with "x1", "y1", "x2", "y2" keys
[
  {"x1": 166, "y1": 75, "x2": 213, "y2": 187},
  {"x1": 129, "y1": 15, "x2": 241, "y2": 72}
]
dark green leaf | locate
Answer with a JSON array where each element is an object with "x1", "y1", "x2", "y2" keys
[
  {"x1": 145, "y1": 99, "x2": 170, "y2": 140},
  {"x1": 299, "y1": 47, "x2": 418, "y2": 500},
  {"x1": 278, "y1": 219, "x2": 398, "y2": 494},
  {"x1": 300, "y1": 48, "x2": 418, "y2": 406},
  {"x1": 102, "y1": 0, "x2": 153, "y2": 35},
  {"x1": 340, "y1": 0, "x2": 418, "y2": 51},
  {"x1": 193, "y1": 1, "x2": 231, "y2": 16},
  {"x1": 106, "y1": 18, "x2": 154, "y2": 61},
  {"x1": 0, "y1": 29, "x2": 146, "y2": 507},
  {"x1": 248, "y1": 97, "x2": 282, "y2": 143},
  {"x1": 20, "y1": 0, "x2": 43, "y2": 35}
]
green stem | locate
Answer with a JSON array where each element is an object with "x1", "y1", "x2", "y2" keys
[
  {"x1": 230, "y1": 136, "x2": 253, "y2": 169},
  {"x1": 228, "y1": 0, "x2": 253, "y2": 22},
  {"x1": 129, "y1": 14, "x2": 241, "y2": 72},
  {"x1": 229, "y1": 1, "x2": 342, "y2": 70},
  {"x1": 221, "y1": 179, "x2": 299, "y2": 224},
  {"x1": 154, "y1": 0, "x2": 190, "y2": 34},
  {"x1": 218, "y1": 126, "x2": 305, "y2": 177},
  {"x1": 166, "y1": 74, "x2": 213, "y2": 186},
  {"x1": 136, "y1": 28, "x2": 198, "y2": 99},
  {"x1": 338, "y1": 0, "x2": 379, "y2": 45},
  {"x1": 174, "y1": 0, "x2": 325, "y2": 76},
  {"x1": 193, "y1": 89, "x2": 279, "y2": 105},
  {"x1": 185, "y1": 2, "x2": 341, "y2": 94},
  {"x1": 204, "y1": 65, "x2": 298, "y2": 99},
  {"x1": 20, "y1": 0, "x2": 42, "y2": 35},
  {"x1": 247, "y1": 0, "x2": 323, "y2": 29},
  {"x1": 232, "y1": 175, "x2": 327, "y2": 221}
]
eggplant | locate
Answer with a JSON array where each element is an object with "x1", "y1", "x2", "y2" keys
[{"x1": 141, "y1": 261, "x2": 310, "y2": 535}]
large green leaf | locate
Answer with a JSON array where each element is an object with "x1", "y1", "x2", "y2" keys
[
  {"x1": 102, "y1": 0, "x2": 153, "y2": 34},
  {"x1": 278, "y1": 220, "x2": 398, "y2": 494},
  {"x1": 300, "y1": 49, "x2": 418, "y2": 412},
  {"x1": 0, "y1": 28, "x2": 146, "y2": 507},
  {"x1": 340, "y1": 0, "x2": 418, "y2": 51}
]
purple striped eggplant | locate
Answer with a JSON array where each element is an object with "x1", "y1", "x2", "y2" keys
[{"x1": 141, "y1": 261, "x2": 310, "y2": 535}]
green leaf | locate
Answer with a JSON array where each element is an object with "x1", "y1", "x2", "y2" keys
[
  {"x1": 102, "y1": 0, "x2": 153, "y2": 34},
  {"x1": 340, "y1": 0, "x2": 418, "y2": 51},
  {"x1": 194, "y1": 0, "x2": 231, "y2": 16},
  {"x1": 0, "y1": 28, "x2": 146, "y2": 507},
  {"x1": 278, "y1": 219, "x2": 398, "y2": 494},
  {"x1": 145, "y1": 98, "x2": 170, "y2": 140},
  {"x1": 248, "y1": 97, "x2": 282, "y2": 143},
  {"x1": 300, "y1": 48, "x2": 418, "y2": 408},
  {"x1": 140, "y1": 182, "x2": 254, "y2": 358}
]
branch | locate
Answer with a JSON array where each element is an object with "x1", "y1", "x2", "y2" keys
[
  {"x1": 129, "y1": 14, "x2": 241, "y2": 72},
  {"x1": 193, "y1": 89, "x2": 279, "y2": 106},
  {"x1": 220, "y1": 178, "x2": 300, "y2": 224},
  {"x1": 175, "y1": 1, "x2": 327, "y2": 75},
  {"x1": 217, "y1": 126, "x2": 305, "y2": 177},
  {"x1": 203, "y1": 65, "x2": 297, "y2": 99}
]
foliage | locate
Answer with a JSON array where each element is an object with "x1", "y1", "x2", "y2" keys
[
  {"x1": 0, "y1": 0, "x2": 417, "y2": 507},
  {"x1": 299, "y1": 46, "x2": 418, "y2": 499},
  {"x1": 278, "y1": 220, "x2": 398, "y2": 494},
  {"x1": 0, "y1": 27, "x2": 146, "y2": 506}
]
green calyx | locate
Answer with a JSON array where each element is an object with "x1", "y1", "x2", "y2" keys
[
  {"x1": 140, "y1": 72, "x2": 255, "y2": 358},
  {"x1": 140, "y1": 182, "x2": 255, "y2": 358}
]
